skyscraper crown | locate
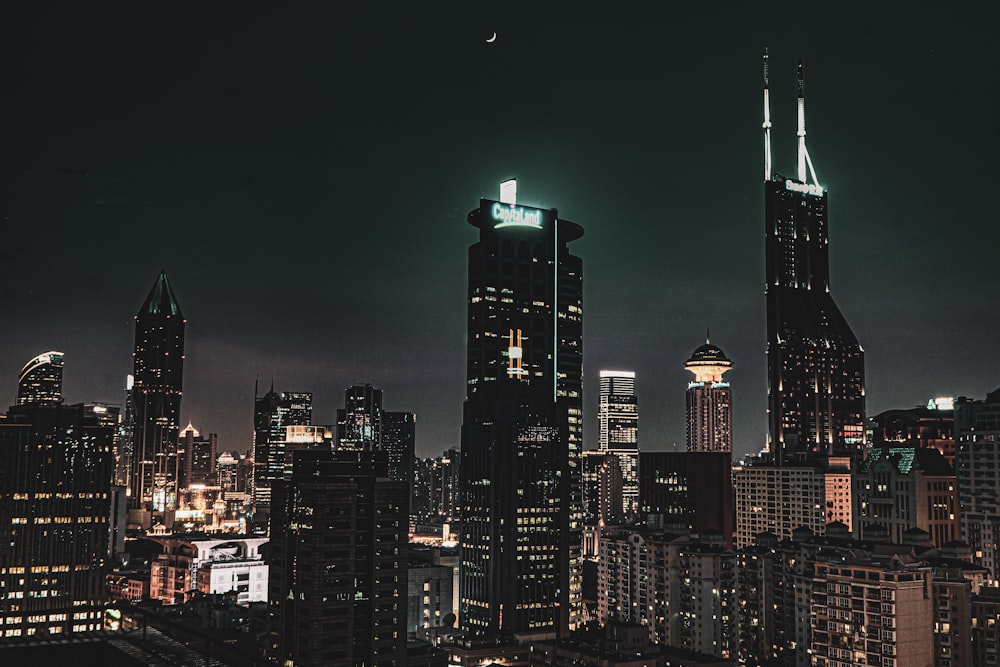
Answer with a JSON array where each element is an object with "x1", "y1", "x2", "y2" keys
[{"x1": 139, "y1": 271, "x2": 183, "y2": 318}]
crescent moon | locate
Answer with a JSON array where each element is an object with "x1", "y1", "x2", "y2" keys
[{"x1": 486, "y1": 32, "x2": 497, "y2": 43}]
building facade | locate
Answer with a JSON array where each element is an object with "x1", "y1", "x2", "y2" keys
[
  {"x1": 267, "y1": 450, "x2": 408, "y2": 667},
  {"x1": 460, "y1": 185, "x2": 584, "y2": 638},
  {"x1": 639, "y1": 451, "x2": 733, "y2": 545},
  {"x1": 598, "y1": 371, "x2": 638, "y2": 519},
  {"x1": 762, "y1": 56, "x2": 865, "y2": 460},
  {"x1": 0, "y1": 403, "x2": 113, "y2": 640},
  {"x1": 336, "y1": 383, "x2": 383, "y2": 451},
  {"x1": 129, "y1": 271, "x2": 186, "y2": 511},
  {"x1": 853, "y1": 446, "x2": 959, "y2": 548},
  {"x1": 955, "y1": 389, "x2": 1000, "y2": 583}
]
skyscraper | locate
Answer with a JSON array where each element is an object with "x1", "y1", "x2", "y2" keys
[
  {"x1": 336, "y1": 383, "x2": 383, "y2": 451},
  {"x1": 129, "y1": 271, "x2": 185, "y2": 511},
  {"x1": 955, "y1": 389, "x2": 1000, "y2": 582},
  {"x1": 763, "y1": 53, "x2": 866, "y2": 460},
  {"x1": 381, "y1": 410, "x2": 415, "y2": 488},
  {"x1": 460, "y1": 182, "x2": 584, "y2": 639},
  {"x1": 684, "y1": 338, "x2": 733, "y2": 453},
  {"x1": 252, "y1": 386, "x2": 312, "y2": 515},
  {"x1": 598, "y1": 370, "x2": 638, "y2": 519},
  {"x1": 15, "y1": 351, "x2": 64, "y2": 406}
]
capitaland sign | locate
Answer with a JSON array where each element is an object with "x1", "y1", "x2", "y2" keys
[
  {"x1": 784, "y1": 179, "x2": 824, "y2": 197},
  {"x1": 491, "y1": 202, "x2": 543, "y2": 230}
]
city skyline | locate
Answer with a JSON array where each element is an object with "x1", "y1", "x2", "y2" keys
[{"x1": 3, "y1": 8, "x2": 999, "y2": 460}]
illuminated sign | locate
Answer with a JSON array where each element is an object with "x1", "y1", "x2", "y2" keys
[
  {"x1": 491, "y1": 202, "x2": 543, "y2": 230},
  {"x1": 507, "y1": 328, "x2": 525, "y2": 378},
  {"x1": 784, "y1": 179, "x2": 823, "y2": 196}
]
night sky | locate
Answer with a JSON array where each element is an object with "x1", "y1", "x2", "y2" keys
[{"x1": 2, "y1": 7, "x2": 997, "y2": 459}]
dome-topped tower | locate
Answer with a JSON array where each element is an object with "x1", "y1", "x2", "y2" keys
[{"x1": 684, "y1": 334, "x2": 734, "y2": 453}]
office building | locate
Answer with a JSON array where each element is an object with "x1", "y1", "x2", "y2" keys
[
  {"x1": 408, "y1": 560, "x2": 454, "y2": 637},
  {"x1": 598, "y1": 370, "x2": 638, "y2": 519},
  {"x1": 684, "y1": 339, "x2": 733, "y2": 453},
  {"x1": 252, "y1": 386, "x2": 311, "y2": 515},
  {"x1": 337, "y1": 383, "x2": 383, "y2": 451},
  {"x1": 460, "y1": 182, "x2": 584, "y2": 639},
  {"x1": 129, "y1": 271, "x2": 186, "y2": 511},
  {"x1": 0, "y1": 403, "x2": 113, "y2": 641},
  {"x1": 267, "y1": 450, "x2": 408, "y2": 667},
  {"x1": 382, "y1": 410, "x2": 416, "y2": 487},
  {"x1": 853, "y1": 446, "x2": 958, "y2": 547},
  {"x1": 15, "y1": 351, "x2": 64, "y2": 406},
  {"x1": 955, "y1": 389, "x2": 1000, "y2": 583},
  {"x1": 762, "y1": 54, "x2": 865, "y2": 460},
  {"x1": 178, "y1": 422, "x2": 218, "y2": 489}
]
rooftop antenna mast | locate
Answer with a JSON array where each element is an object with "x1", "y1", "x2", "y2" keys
[
  {"x1": 763, "y1": 48, "x2": 772, "y2": 181},
  {"x1": 797, "y1": 59, "x2": 820, "y2": 186}
]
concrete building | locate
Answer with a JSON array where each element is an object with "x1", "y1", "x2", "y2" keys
[
  {"x1": 955, "y1": 389, "x2": 1000, "y2": 583},
  {"x1": 853, "y1": 446, "x2": 958, "y2": 548},
  {"x1": 734, "y1": 454, "x2": 851, "y2": 549},
  {"x1": 148, "y1": 536, "x2": 267, "y2": 605}
]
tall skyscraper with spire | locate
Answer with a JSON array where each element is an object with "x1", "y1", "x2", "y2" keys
[
  {"x1": 129, "y1": 271, "x2": 185, "y2": 511},
  {"x1": 460, "y1": 180, "x2": 583, "y2": 641},
  {"x1": 762, "y1": 53, "x2": 866, "y2": 460},
  {"x1": 685, "y1": 336, "x2": 733, "y2": 453},
  {"x1": 598, "y1": 370, "x2": 638, "y2": 519}
]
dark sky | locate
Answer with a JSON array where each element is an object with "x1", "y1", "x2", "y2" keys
[{"x1": 2, "y1": 7, "x2": 998, "y2": 459}]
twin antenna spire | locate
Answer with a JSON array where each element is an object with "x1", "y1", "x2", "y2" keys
[{"x1": 763, "y1": 48, "x2": 820, "y2": 186}]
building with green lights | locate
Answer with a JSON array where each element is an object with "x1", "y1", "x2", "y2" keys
[{"x1": 459, "y1": 188, "x2": 584, "y2": 640}]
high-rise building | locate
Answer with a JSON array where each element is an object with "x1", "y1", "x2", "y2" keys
[
  {"x1": 684, "y1": 339, "x2": 733, "y2": 453},
  {"x1": 0, "y1": 402, "x2": 113, "y2": 640},
  {"x1": 252, "y1": 386, "x2": 311, "y2": 515},
  {"x1": 336, "y1": 383, "x2": 383, "y2": 451},
  {"x1": 955, "y1": 389, "x2": 1000, "y2": 583},
  {"x1": 871, "y1": 398, "x2": 956, "y2": 464},
  {"x1": 382, "y1": 411, "x2": 415, "y2": 487},
  {"x1": 115, "y1": 375, "x2": 135, "y2": 488},
  {"x1": 15, "y1": 351, "x2": 64, "y2": 406},
  {"x1": 178, "y1": 423, "x2": 218, "y2": 489},
  {"x1": 460, "y1": 182, "x2": 584, "y2": 640},
  {"x1": 267, "y1": 450, "x2": 408, "y2": 667},
  {"x1": 130, "y1": 271, "x2": 185, "y2": 511},
  {"x1": 762, "y1": 54, "x2": 865, "y2": 460},
  {"x1": 598, "y1": 370, "x2": 638, "y2": 519},
  {"x1": 734, "y1": 454, "x2": 852, "y2": 549}
]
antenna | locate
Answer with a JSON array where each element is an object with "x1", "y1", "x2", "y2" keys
[
  {"x1": 796, "y1": 59, "x2": 821, "y2": 186},
  {"x1": 763, "y1": 48, "x2": 772, "y2": 181}
]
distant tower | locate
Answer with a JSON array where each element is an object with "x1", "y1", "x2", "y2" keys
[
  {"x1": 598, "y1": 370, "x2": 638, "y2": 519},
  {"x1": 130, "y1": 272, "x2": 185, "y2": 511},
  {"x1": 336, "y1": 384, "x2": 383, "y2": 451},
  {"x1": 763, "y1": 55, "x2": 865, "y2": 459},
  {"x1": 252, "y1": 386, "x2": 312, "y2": 516},
  {"x1": 684, "y1": 337, "x2": 733, "y2": 453},
  {"x1": 15, "y1": 351, "x2": 64, "y2": 406}
]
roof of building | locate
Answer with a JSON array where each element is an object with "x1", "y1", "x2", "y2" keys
[
  {"x1": 139, "y1": 271, "x2": 183, "y2": 318},
  {"x1": 860, "y1": 446, "x2": 954, "y2": 476}
]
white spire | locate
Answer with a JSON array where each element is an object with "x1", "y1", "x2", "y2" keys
[
  {"x1": 796, "y1": 59, "x2": 820, "y2": 187},
  {"x1": 763, "y1": 48, "x2": 772, "y2": 181}
]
